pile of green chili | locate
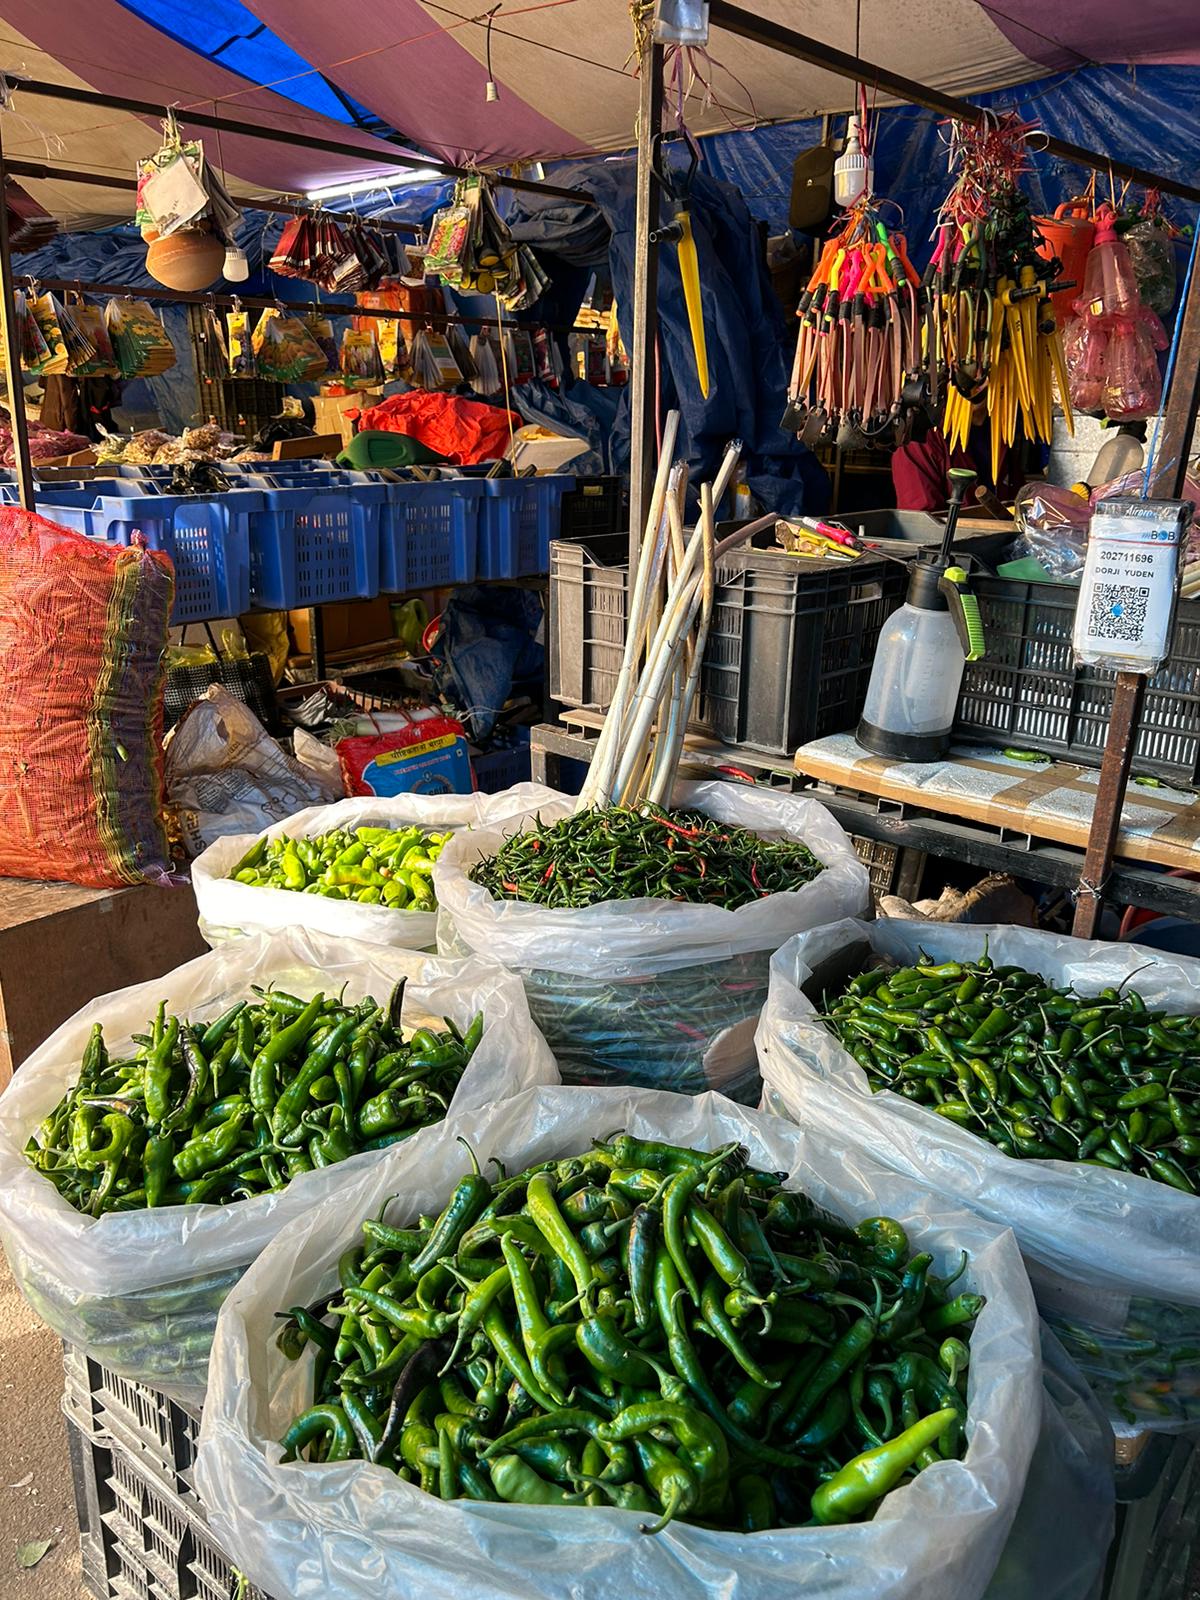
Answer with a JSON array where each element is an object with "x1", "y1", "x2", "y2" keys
[
  {"x1": 826, "y1": 952, "x2": 1200, "y2": 1192},
  {"x1": 470, "y1": 806, "x2": 824, "y2": 910},
  {"x1": 25, "y1": 983, "x2": 482, "y2": 1216},
  {"x1": 231, "y1": 825, "x2": 449, "y2": 910},
  {"x1": 277, "y1": 1135, "x2": 978, "y2": 1530}
]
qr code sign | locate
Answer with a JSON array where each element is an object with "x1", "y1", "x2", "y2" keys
[{"x1": 1087, "y1": 582, "x2": 1151, "y2": 643}]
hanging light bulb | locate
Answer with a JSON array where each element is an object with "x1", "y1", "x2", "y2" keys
[
  {"x1": 484, "y1": 5, "x2": 500, "y2": 101},
  {"x1": 223, "y1": 243, "x2": 250, "y2": 283}
]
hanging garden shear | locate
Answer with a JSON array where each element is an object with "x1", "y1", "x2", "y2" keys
[{"x1": 649, "y1": 131, "x2": 710, "y2": 399}]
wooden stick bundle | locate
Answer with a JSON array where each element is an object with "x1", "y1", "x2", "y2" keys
[{"x1": 578, "y1": 419, "x2": 776, "y2": 811}]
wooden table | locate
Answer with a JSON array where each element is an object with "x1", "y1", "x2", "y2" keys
[
  {"x1": 792, "y1": 734, "x2": 1200, "y2": 919},
  {"x1": 0, "y1": 879, "x2": 207, "y2": 1087}
]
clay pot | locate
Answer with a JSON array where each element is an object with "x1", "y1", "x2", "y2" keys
[{"x1": 145, "y1": 227, "x2": 225, "y2": 291}]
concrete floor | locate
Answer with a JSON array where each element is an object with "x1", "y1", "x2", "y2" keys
[{"x1": 0, "y1": 1246, "x2": 86, "y2": 1599}]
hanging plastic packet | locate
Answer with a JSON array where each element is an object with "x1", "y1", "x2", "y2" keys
[
  {"x1": 1123, "y1": 198, "x2": 1178, "y2": 318},
  {"x1": 424, "y1": 203, "x2": 472, "y2": 284},
  {"x1": 339, "y1": 327, "x2": 385, "y2": 386},
  {"x1": 532, "y1": 325, "x2": 560, "y2": 387},
  {"x1": 62, "y1": 296, "x2": 117, "y2": 377},
  {"x1": 469, "y1": 333, "x2": 501, "y2": 395},
  {"x1": 105, "y1": 298, "x2": 176, "y2": 378},
  {"x1": 226, "y1": 307, "x2": 255, "y2": 377},
  {"x1": 508, "y1": 328, "x2": 536, "y2": 384},
  {"x1": 374, "y1": 316, "x2": 401, "y2": 377},
  {"x1": 30, "y1": 293, "x2": 69, "y2": 376},
  {"x1": 271, "y1": 216, "x2": 309, "y2": 279},
  {"x1": 303, "y1": 313, "x2": 337, "y2": 374},
  {"x1": 411, "y1": 330, "x2": 463, "y2": 388},
  {"x1": 254, "y1": 310, "x2": 328, "y2": 383}
]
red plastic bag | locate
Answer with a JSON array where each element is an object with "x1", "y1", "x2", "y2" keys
[
  {"x1": 0, "y1": 507, "x2": 174, "y2": 888},
  {"x1": 356, "y1": 390, "x2": 520, "y2": 465}
]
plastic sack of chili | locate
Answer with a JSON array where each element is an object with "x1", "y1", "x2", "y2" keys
[
  {"x1": 192, "y1": 785, "x2": 560, "y2": 951},
  {"x1": 0, "y1": 506, "x2": 173, "y2": 888},
  {"x1": 195, "y1": 1085, "x2": 1112, "y2": 1600},
  {"x1": 433, "y1": 782, "x2": 870, "y2": 1099},
  {"x1": 758, "y1": 919, "x2": 1200, "y2": 1434},
  {"x1": 0, "y1": 927, "x2": 556, "y2": 1400}
]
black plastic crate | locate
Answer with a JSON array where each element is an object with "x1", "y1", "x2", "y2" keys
[
  {"x1": 852, "y1": 834, "x2": 900, "y2": 898},
  {"x1": 549, "y1": 533, "x2": 907, "y2": 756},
  {"x1": 548, "y1": 533, "x2": 629, "y2": 710},
  {"x1": 955, "y1": 578, "x2": 1200, "y2": 784},
  {"x1": 559, "y1": 476, "x2": 624, "y2": 541},
  {"x1": 63, "y1": 1343, "x2": 202, "y2": 1507},
  {"x1": 66, "y1": 1408, "x2": 271, "y2": 1600}
]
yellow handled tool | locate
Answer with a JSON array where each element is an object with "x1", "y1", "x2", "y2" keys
[{"x1": 651, "y1": 132, "x2": 711, "y2": 400}]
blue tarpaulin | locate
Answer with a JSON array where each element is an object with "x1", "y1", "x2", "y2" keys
[
  {"x1": 511, "y1": 157, "x2": 831, "y2": 516},
  {"x1": 699, "y1": 65, "x2": 1200, "y2": 243}
]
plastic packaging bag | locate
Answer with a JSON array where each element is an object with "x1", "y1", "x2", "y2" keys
[
  {"x1": 434, "y1": 783, "x2": 871, "y2": 1098},
  {"x1": 984, "y1": 1326, "x2": 1114, "y2": 1600},
  {"x1": 165, "y1": 686, "x2": 341, "y2": 860},
  {"x1": 197, "y1": 1084, "x2": 1056, "y2": 1600},
  {"x1": 192, "y1": 784, "x2": 560, "y2": 949},
  {"x1": 1007, "y1": 482, "x2": 1091, "y2": 578},
  {"x1": 0, "y1": 506, "x2": 173, "y2": 888},
  {"x1": 758, "y1": 919, "x2": 1200, "y2": 1431},
  {"x1": 0, "y1": 929, "x2": 556, "y2": 1399}
]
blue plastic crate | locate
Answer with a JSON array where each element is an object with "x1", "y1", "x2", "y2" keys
[
  {"x1": 472, "y1": 728, "x2": 532, "y2": 793},
  {"x1": 381, "y1": 480, "x2": 483, "y2": 592},
  {"x1": 247, "y1": 483, "x2": 383, "y2": 609},
  {"x1": 26, "y1": 487, "x2": 256, "y2": 624},
  {"x1": 477, "y1": 476, "x2": 574, "y2": 580}
]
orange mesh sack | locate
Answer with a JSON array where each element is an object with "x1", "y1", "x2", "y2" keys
[{"x1": 0, "y1": 506, "x2": 174, "y2": 888}]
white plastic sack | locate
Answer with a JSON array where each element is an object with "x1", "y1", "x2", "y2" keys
[
  {"x1": 192, "y1": 782, "x2": 559, "y2": 950},
  {"x1": 0, "y1": 928, "x2": 556, "y2": 1401},
  {"x1": 434, "y1": 781, "x2": 871, "y2": 1098},
  {"x1": 166, "y1": 686, "x2": 341, "y2": 859},
  {"x1": 198, "y1": 1084, "x2": 1050, "y2": 1600},
  {"x1": 759, "y1": 918, "x2": 1200, "y2": 1432}
]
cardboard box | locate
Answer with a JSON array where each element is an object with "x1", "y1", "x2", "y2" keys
[
  {"x1": 289, "y1": 599, "x2": 396, "y2": 658},
  {"x1": 311, "y1": 388, "x2": 383, "y2": 447}
]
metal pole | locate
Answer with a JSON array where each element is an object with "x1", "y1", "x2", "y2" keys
[
  {"x1": 13, "y1": 79, "x2": 597, "y2": 207},
  {"x1": 33, "y1": 277, "x2": 586, "y2": 338},
  {"x1": 707, "y1": 0, "x2": 1200, "y2": 207},
  {"x1": 0, "y1": 117, "x2": 36, "y2": 510},
  {"x1": 1071, "y1": 255, "x2": 1200, "y2": 938},
  {"x1": 628, "y1": 34, "x2": 664, "y2": 566},
  {"x1": 6, "y1": 160, "x2": 422, "y2": 237}
]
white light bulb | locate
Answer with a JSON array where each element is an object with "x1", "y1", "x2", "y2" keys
[{"x1": 223, "y1": 245, "x2": 250, "y2": 283}]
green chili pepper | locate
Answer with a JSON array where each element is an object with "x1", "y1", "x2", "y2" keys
[{"x1": 811, "y1": 1408, "x2": 957, "y2": 1524}]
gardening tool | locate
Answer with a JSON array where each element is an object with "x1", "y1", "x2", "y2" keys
[{"x1": 650, "y1": 133, "x2": 710, "y2": 399}]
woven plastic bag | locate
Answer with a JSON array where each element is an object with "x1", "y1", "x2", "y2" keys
[
  {"x1": 195, "y1": 1084, "x2": 1109, "y2": 1600},
  {"x1": 193, "y1": 784, "x2": 559, "y2": 950},
  {"x1": 758, "y1": 919, "x2": 1200, "y2": 1432},
  {"x1": 0, "y1": 928, "x2": 556, "y2": 1400},
  {"x1": 434, "y1": 782, "x2": 871, "y2": 1097},
  {"x1": 0, "y1": 505, "x2": 173, "y2": 888}
]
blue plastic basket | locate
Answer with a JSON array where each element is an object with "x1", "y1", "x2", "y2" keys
[
  {"x1": 28, "y1": 486, "x2": 256, "y2": 624},
  {"x1": 247, "y1": 483, "x2": 383, "y2": 609},
  {"x1": 477, "y1": 476, "x2": 575, "y2": 580},
  {"x1": 472, "y1": 728, "x2": 532, "y2": 793},
  {"x1": 380, "y1": 480, "x2": 483, "y2": 593}
]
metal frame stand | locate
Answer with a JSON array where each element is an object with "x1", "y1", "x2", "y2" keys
[
  {"x1": 624, "y1": 7, "x2": 1200, "y2": 936},
  {"x1": 0, "y1": 113, "x2": 36, "y2": 511}
]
